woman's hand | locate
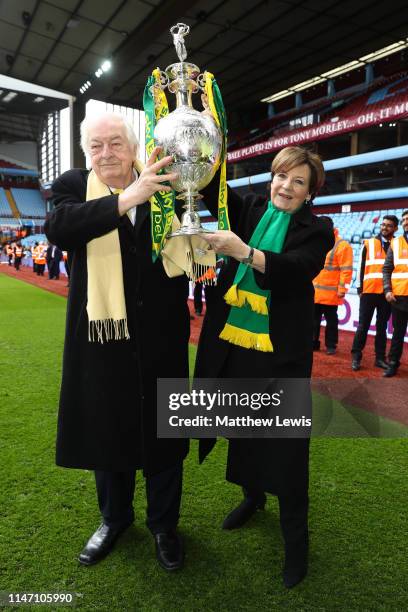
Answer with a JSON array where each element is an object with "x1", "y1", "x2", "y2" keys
[
  {"x1": 118, "y1": 147, "x2": 178, "y2": 215},
  {"x1": 201, "y1": 230, "x2": 266, "y2": 273},
  {"x1": 200, "y1": 230, "x2": 249, "y2": 261}
]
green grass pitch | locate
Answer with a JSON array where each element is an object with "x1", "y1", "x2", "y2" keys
[{"x1": 1, "y1": 273, "x2": 407, "y2": 611}]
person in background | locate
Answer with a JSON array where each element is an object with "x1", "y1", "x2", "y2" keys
[
  {"x1": 32, "y1": 242, "x2": 39, "y2": 274},
  {"x1": 351, "y1": 216, "x2": 398, "y2": 371},
  {"x1": 13, "y1": 242, "x2": 24, "y2": 271},
  {"x1": 35, "y1": 242, "x2": 46, "y2": 276},
  {"x1": 46, "y1": 242, "x2": 63, "y2": 280},
  {"x1": 382, "y1": 209, "x2": 408, "y2": 377},
  {"x1": 195, "y1": 145, "x2": 334, "y2": 589},
  {"x1": 62, "y1": 250, "x2": 70, "y2": 287},
  {"x1": 6, "y1": 242, "x2": 14, "y2": 266},
  {"x1": 313, "y1": 219, "x2": 353, "y2": 355},
  {"x1": 193, "y1": 282, "x2": 203, "y2": 315}
]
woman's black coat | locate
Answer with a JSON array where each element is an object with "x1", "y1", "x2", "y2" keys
[
  {"x1": 45, "y1": 169, "x2": 190, "y2": 474},
  {"x1": 195, "y1": 180, "x2": 334, "y2": 495}
]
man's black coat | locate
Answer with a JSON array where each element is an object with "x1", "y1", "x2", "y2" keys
[{"x1": 45, "y1": 169, "x2": 190, "y2": 474}]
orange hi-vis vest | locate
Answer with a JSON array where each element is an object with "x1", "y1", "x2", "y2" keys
[
  {"x1": 15, "y1": 246, "x2": 23, "y2": 257},
  {"x1": 313, "y1": 231, "x2": 353, "y2": 306},
  {"x1": 6, "y1": 245, "x2": 13, "y2": 256},
  {"x1": 35, "y1": 246, "x2": 46, "y2": 265},
  {"x1": 390, "y1": 235, "x2": 408, "y2": 296},
  {"x1": 362, "y1": 237, "x2": 386, "y2": 294}
]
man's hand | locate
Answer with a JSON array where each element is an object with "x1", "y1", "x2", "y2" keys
[
  {"x1": 200, "y1": 230, "x2": 249, "y2": 260},
  {"x1": 118, "y1": 147, "x2": 178, "y2": 215},
  {"x1": 385, "y1": 291, "x2": 397, "y2": 303},
  {"x1": 337, "y1": 290, "x2": 346, "y2": 298}
]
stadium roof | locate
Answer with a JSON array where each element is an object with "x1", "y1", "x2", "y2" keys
[{"x1": 1, "y1": 0, "x2": 408, "y2": 129}]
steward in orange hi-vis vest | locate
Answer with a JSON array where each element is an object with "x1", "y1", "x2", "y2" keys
[
  {"x1": 382, "y1": 211, "x2": 408, "y2": 377},
  {"x1": 351, "y1": 216, "x2": 398, "y2": 371},
  {"x1": 361, "y1": 237, "x2": 387, "y2": 294},
  {"x1": 34, "y1": 245, "x2": 46, "y2": 265},
  {"x1": 313, "y1": 229, "x2": 353, "y2": 305},
  {"x1": 390, "y1": 235, "x2": 408, "y2": 296}
]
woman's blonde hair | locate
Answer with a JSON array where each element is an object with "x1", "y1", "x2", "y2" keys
[{"x1": 271, "y1": 146, "x2": 325, "y2": 197}]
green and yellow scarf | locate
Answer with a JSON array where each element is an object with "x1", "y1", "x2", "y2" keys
[{"x1": 220, "y1": 201, "x2": 291, "y2": 352}]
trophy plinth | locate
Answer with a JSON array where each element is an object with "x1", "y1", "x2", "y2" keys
[{"x1": 152, "y1": 23, "x2": 222, "y2": 238}]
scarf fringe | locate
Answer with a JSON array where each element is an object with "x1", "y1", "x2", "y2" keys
[
  {"x1": 88, "y1": 318, "x2": 130, "y2": 344},
  {"x1": 186, "y1": 250, "x2": 216, "y2": 285},
  {"x1": 224, "y1": 285, "x2": 268, "y2": 315},
  {"x1": 219, "y1": 323, "x2": 273, "y2": 352}
]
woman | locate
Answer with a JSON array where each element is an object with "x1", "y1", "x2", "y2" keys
[{"x1": 195, "y1": 146, "x2": 334, "y2": 588}]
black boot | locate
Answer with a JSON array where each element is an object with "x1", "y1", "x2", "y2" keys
[
  {"x1": 222, "y1": 488, "x2": 266, "y2": 530},
  {"x1": 383, "y1": 362, "x2": 398, "y2": 377},
  {"x1": 279, "y1": 494, "x2": 309, "y2": 588},
  {"x1": 374, "y1": 357, "x2": 388, "y2": 369}
]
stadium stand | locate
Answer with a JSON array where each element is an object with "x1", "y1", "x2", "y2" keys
[
  {"x1": 10, "y1": 188, "x2": 45, "y2": 218},
  {"x1": 0, "y1": 188, "x2": 13, "y2": 217},
  {"x1": 21, "y1": 233, "x2": 47, "y2": 247},
  {"x1": 0, "y1": 216, "x2": 20, "y2": 226}
]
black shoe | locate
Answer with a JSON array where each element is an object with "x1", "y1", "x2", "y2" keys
[
  {"x1": 283, "y1": 558, "x2": 308, "y2": 589},
  {"x1": 78, "y1": 522, "x2": 130, "y2": 566},
  {"x1": 383, "y1": 364, "x2": 398, "y2": 378},
  {"x1": 222, "y1": 492, "x2": 266, "y2": 530},
  {"x1": 282, "y1": 533, "x2": 308, "y2": 589},
  {"x1": 154, "y1": 529, "x2": 184, "y2": 571},
  {"x1": 351, "y1": 359, "x2": 361, "y2": 371},
  {"x1": 326, "y1": 347, "x2": 336, "y2": 355},
  {"x1": 374, "y1": 358, "x2": 388, "y2": 369}
]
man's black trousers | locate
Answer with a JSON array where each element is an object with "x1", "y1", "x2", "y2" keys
[
  {"x1": 313, "y1": 304, "x2": 338, "y2": 349},
  {"x1": 351, "y1": 293, "x2": 391, "y2": 360},
  {"x1": 94, "y1": 463, "x2": 183, "y2": 534},
  {"x1": 388, "y1": 307, "x2": 408, "y2": 366}
]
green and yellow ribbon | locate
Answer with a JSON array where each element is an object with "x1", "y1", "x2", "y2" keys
[
  {"x1": 143, "y1": 69, "x2": 175, "y2": 262},
  {"x1": 204, "y1": 71, "x2": 230, "y2": 232}
]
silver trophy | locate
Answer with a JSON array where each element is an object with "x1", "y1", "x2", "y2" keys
[{"x1": 153, "y1": 23, "x2": 222, "y2": 237}]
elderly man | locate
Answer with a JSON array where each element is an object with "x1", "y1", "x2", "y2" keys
[{"x1": 45, "y1": 113, "x2": 190, "y2": 570}]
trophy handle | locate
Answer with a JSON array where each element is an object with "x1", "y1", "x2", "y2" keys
[
  {"x1": 197, "y1": 73, "x2": 207, "y2": 91},
  {"x1": 151, "y1": 69, "x2": 169, "y2": 92}
]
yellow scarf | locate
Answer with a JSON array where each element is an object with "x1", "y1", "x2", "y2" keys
[
  {"x1": 86, "y1": 165, "x2": 215, "y2": 343},
  {"x1": 86, "y1": 169, "x2": 130, "y2": 343}
]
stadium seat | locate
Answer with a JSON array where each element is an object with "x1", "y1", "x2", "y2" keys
[
  {"x1": 10, "y1": 188, "x2": 45, "y2": 218},
  {"x1": 0, "y1": 188, "x2": 13, "y2": 217}
]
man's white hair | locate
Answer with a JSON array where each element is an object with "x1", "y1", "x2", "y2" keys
[{"x1": 80, "y1": 112, "x2": 139, "y2": 156}]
